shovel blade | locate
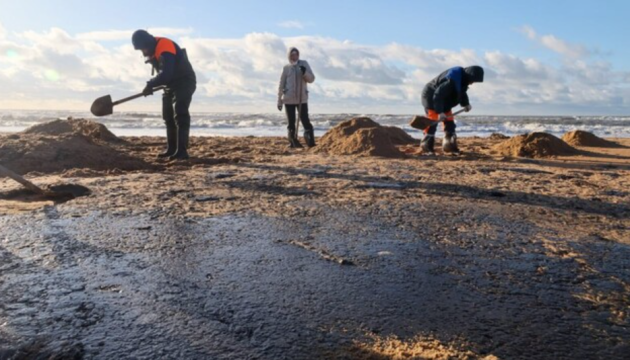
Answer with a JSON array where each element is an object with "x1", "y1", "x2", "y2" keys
[
  {"x1": 90, "y1": 95, "x2": 114, "y2": 117},
  {"x1": 409, "y1": 115, "x2": 437, "y2": 130}
]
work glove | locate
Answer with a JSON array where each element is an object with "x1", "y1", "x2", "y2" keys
[
  {"x1": 300, "y1": 65, "x2": 307, "y2": 75},
  {"x1": 464, "y1": 105, "x2": 472, "y2": 112},
  {"x1": 438, "y1": 113, "x2": 449, "y2": 122},
  {"x1": 142, "y1": 84, "x2": 154, "y2": 97}
]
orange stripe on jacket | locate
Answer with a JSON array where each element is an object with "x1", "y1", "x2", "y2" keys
[{"x1": 154, "y1": 37, "x2": 177, "y2": 61}]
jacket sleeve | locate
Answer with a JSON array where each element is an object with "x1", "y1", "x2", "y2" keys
[
  {"x1": 302, "y1": 61, "x2": 315, "y2": 84},
  {"x1": 459, "y1": 88, "x2": 470, "y2": 108},
  {"x1": 432, "y1": 79, "x2": 454, "y2": 114},
  {"x1": 147, "y1": 52, "x2": 175, "y2": 88},
  {"x1": 277, "y1": 67, "x2": 287, "y2": 103}
]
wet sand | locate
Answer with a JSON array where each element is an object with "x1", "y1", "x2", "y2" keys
[{"x1": 1, "y1": 136, "x2": 629, "y2": 359}]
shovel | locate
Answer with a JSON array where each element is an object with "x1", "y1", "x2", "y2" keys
[
  {"x1": 0, "y1": 164, "x2": 79, "y2": 200},
  {"x1": 409, "y1": 108, "x2": 467, "y2": 130},
  {"x1": 0, "y1": 164, "x2": 55, "y2": 196},
  {"x1": 90, "y1": 86, "x2": 166, "y2": 117}
]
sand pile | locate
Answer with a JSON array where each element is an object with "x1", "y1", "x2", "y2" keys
[
  {"x1": 0, "y1": 120, "x2": 154, "y2": 175},
  {"x1": 316, "y1": 118, "x2": 408, "y2": 158},
  {"x1": 23, "y1": 118, "x2": 121, "y2": 143},
  {"x1": 492, "y1": 132, "x2": 578, "y2": 158},
  {"x1": 562, "y1": 130, "x2": 618, "y2": 148}
]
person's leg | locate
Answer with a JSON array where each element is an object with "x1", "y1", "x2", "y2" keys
[
  {"x1": 299, "y1": 103, "x2": 316, "y2": 147},
  {"x1": 442, "y1": 111, "x2": 459, "y2": 153},
  {"x1": 421, "y1": 109, "x2": 438, "y2": 154},
  {"x1": 170, "y1": 83, "x2": 196, "y2": 160},
  {"x1": 159, "y1": 90, "x2": 177, "y2": 158},
  {"x1": 285, "y1": 104, "x2": 303, "y2": 148}
]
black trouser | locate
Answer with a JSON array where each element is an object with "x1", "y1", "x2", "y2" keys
[
  {"x1": 285, "y1": 103, "x2": 314, "y2": 132},
  {"x1": 163, "y1": 82, "x2": 196, "y2": 130}
]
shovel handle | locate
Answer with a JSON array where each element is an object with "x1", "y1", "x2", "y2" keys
[
  {"x1": 112, "y1": 86, "x2": 167, "y2": 106},
  {"x1": 436, "y1": 108, "x2": 468, "y2": 124},
  {"x1": 0, "y1": 164, "x2": 47, "y2": 195}
]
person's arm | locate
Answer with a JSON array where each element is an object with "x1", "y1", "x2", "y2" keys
[
  {"x1": 277, "y1": 67, "x2": 287, "y2": 110},
  {"x1": 459, "y1": 88, "x2": 470, "y2": 108},
  {"x1": 146, "y1": 52, "x2": 176, "y2": 88},
  {"x1": 301, "y1": 61, "x2": 315, "y2": 83}
]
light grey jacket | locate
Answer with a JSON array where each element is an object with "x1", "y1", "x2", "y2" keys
[{"x1": 277, "y1": 48, "x2": 315, "y2": 106}]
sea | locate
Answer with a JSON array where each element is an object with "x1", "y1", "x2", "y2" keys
[{"x1": 1, "y1": 110, "x2": 629, "y2": 139}]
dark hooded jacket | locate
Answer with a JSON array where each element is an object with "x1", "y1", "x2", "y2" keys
[
  {"x1": 132, "y1": 30, "x2": 196, "y2": 89},
  {"x1": 421, "y1": 66, "x2": 484, "y2": 113}
]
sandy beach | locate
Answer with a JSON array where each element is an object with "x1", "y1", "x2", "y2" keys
[{"x1": 0, "y1": 120, "x2": 629, "y2": 359}]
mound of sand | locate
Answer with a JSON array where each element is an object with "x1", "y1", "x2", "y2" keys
[
  {"x1": 562, "y1": 130, "x2": 618, "y2": 148},
  {"x1": 492, "y1": 132, "x2": 578, "y2": 158},
  {"x1": 23, "y1": 118, "x2": 121, "y2": 143},
  {"x1": 1, "y1": 121, "x2": 154, "y2": 176},
  {"x1": 316, "y1": 118, "x2": 408, "y2": 158}
]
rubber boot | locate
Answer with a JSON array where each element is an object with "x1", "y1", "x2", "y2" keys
[
  {"x1": 421, "y1": 135, "x2": 435, "y2": 155},
  {"x1": 158, "y1": 127, "x2": 177, "y2": 158},
  {"x1": 443, "y1": 133, "x2": 460, "y2": 154},
  {"x1": 169, "y1": 127, "x2": 190, "y2": 160},
  {"x1": 288, "y1": 129, "x2": 304, "y2": 149},
  {"x1": 304, "y1": 129, "x2": 316, "y2": 148}
]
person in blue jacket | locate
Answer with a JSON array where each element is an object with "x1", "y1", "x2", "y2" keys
[
  {"x1": 421, "y1": 66, "x2": 484, "y2": 155},
  {"x1": 132, "y1": 30, "x2": 197, "y2": 160}
]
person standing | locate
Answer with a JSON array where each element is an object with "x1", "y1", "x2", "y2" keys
[
  {"x1": 132, "y1": 29, "x2": 197, "y2": 160},
  {"x1": 277, "y1": 47, "x2": 316, "y2": 148},
  {"x1": 420, "y1": 66, "x2": 484, "y2": 155}
]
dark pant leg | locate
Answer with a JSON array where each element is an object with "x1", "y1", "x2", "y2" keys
[
  {"x1": 424, "y1": 109, "x2": 438, "y2": 136},
  {"x1": 298, "y1": 103, "x2": 314, "y2": 132},
  {"x1": 285, "y1": 105, "x2": 297, "y2": 132},
  {"x1": 444, "y1": 120, "x2": 457, "y2": 136},
  {"x1": 163, "y1": 91, "x2": 175, "y2": 128},
  {"x1": 172, "y1": 83, "x2": 196, "y2": 130}
]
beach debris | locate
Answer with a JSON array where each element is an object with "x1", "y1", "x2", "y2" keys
[
  {"x1": 492, "y1": 132, "x2": 578, "y2": 158},
  {"x1": 562, "y1": 130, "x2": 620, "y2": 148},
  {"x1": 287, "y1": 240, "x2": 355, "y2": 266},
  {"x1": 489, "y1": 133, "x2": 510, "y2": 140},
  {"x1": 316, "y1": 117, "x2": 412, "y2": 158},
  {"x1": 356, "y1": 182, "x2": 407, "y2": 190}
]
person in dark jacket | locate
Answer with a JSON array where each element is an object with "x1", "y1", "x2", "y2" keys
[
  {"x1": 132, "y1": 30, "x2": 197, "y2": 160},
  {"x1": 420, "y1": 66, "x2": 484, "y2": 155}
]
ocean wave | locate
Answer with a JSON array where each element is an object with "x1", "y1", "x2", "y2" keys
[{"x1": 1, "y1": 110, "x2": 629, "y2": 138}]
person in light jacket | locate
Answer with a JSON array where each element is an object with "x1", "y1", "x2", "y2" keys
[{"x1": 277, "y1": 47, "x2": 316, "y2": 148}]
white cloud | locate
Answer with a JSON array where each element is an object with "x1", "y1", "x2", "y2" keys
[
  {"x1": 278, "y1": 21, "x2": 305, "y2": 29},
  {"x1": 0, "y1": 24, "x2": 628, "y2": 114},
  {"x1": 76, "y1": 27, "x2": 194, "y2": 42},
  {"x1": 519, "y1": 25, "x2": 589, "y2": 59}
]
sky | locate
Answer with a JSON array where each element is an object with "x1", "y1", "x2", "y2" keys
[{"x1": 0, "y1": 0, "x2": 629, "y2": 115}]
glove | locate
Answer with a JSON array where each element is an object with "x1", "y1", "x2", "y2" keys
[
  {"x1": 277, "y1": 101, "x2": 283, "y2": 111},
  {"x1": 438, "y1": 113, "x2": 448, "y2": 122},
  {"x1": 142, "y1": 84, "x2": 154, "y2": 97},
  {"x1": 300, "y1": 65, "x2": 306, "y2": 75},
  {"x1": 464, "y1": 105, "x2": 472, "y2": 112}
]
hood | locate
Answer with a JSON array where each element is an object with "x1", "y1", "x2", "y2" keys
[
  {"x1": 464, "y1": 66, "x2": 484, "y2": 83},
  {"x1": 132, "y1": 30, "x2": 157, "y2": 51},
  {"x1": 287, "y1": 47, "x2": 300, "y2": 62}
]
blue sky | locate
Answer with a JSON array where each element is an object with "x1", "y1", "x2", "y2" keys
[{"x1": 1, "y1": 0, "x2": 629, "y2": 114}]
